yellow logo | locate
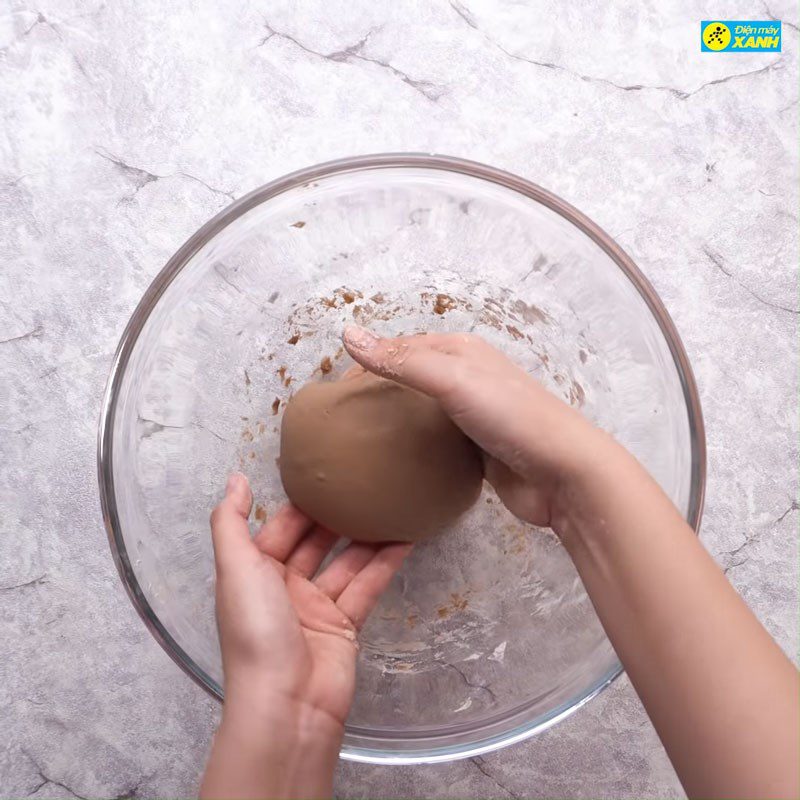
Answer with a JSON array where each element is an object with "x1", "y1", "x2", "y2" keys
[{"x1": 703, "y1": 22, "x2": 731, "y2": 50}]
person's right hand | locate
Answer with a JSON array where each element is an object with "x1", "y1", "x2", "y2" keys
[
  {"x1": 347, "y1": 326, "x2": 800, "y2": 800},
  {"x1": 342, "y1": 326, "x2": 606, "y2": 528}
]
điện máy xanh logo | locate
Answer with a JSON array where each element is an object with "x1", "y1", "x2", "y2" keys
[{"x1": 701, "y1": 20, "x2": 782, "y2": 52}]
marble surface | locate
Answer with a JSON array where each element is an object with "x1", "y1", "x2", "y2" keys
[{"x1": 1, "y1": 0, "x2": 797, "y2": 797}]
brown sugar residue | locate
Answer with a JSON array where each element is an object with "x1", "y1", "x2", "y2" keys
[
  {"x1": 257, "y1": 422, "x2": 266, "y2": 435},
  {"x1": 316, "y1": 347, "x2": 346, "y2": 375},
  {"x1": 484, "y1": 296, "x2": 505, "y2": 315},
  {"x1": 241, "y1": 429, "x2": 254, "y2": 442},
  {"x1": 271, "y1": 397, "x2": 280, "y2": 415},
  {"x1": 553, "y1": 373, "x2": 566, "y2": 386},
  {"x1": 287, "y1": 288, "x2": 407, "y2": 333},
  {"x1": 511, "y1": 299, "x2": 548, "y2": 325},
  {"x1": 249, "y1": 450, "x2": 256, "y2": 460},
  {"x1": 478, "y1": 297, "x2": 505, "y2": 330},
  {"x1": 437, "y1": 592, "x2": 469, "y2": 619},
  {"x1": 406, "y1": 613, "x2": 418, "y2": 629},
  {"x1": 290, "y1": 220, "x2": 306, "y2": 228},
  {"x1": 277, "y1": 366, "x2": 292, "y2": 387},
  {"x1": 433, "y1": 293, "x2": 457, "y2": 315},
  {"x1": 283, "y1": 286, "x2": 561, "y2": 383},
  {"x1": 352, "y1": 303, "x2": 374, "y2": 322},
  {"x1": 314, "y1": 287, "x2": 365, "y2": 313},
  {"x1": 369, "y1": 297, "x2": 407, "y2": 323},
  {"x1": 479, "y1": 309, "x2": 502, "y2": 330},
  {"x1": 503, "y1": 525, "x2": 529, "y2": 556},
  {"x1": 505, "y1": 324, "x2": 524, "y2": 341},
  {"x1": 569, "y1": 380, "x2": 586, "y2": 407},
  {"x1": 254, "y1": 504, "x2": 267, "y2": 524},
  {"x1": 333, "y1": 286, "x2": 364, "y2": 306}
]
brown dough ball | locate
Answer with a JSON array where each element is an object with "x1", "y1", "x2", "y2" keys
[{"x1": 279, "y1": 371, "x2": 484, "y2": 543}]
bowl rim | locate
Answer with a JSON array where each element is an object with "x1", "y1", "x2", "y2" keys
[{"x1": 97, "y1": 152, "x2": 706, "y2": 764}]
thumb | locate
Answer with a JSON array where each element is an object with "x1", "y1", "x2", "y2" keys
[
  {"x1": 210, "y1": 472, "x2": 254, "y2": 573},
  {"x1": 342, "y1": 325, "x2": 457, "y2": 399}
]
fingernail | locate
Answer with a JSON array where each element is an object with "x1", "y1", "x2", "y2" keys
[
  {"x1": 343, "y1": 324, "x2": 380, "y2": 352},
  {"x1": 226, "y1": 472, "x2": 248, "y2": 495}
]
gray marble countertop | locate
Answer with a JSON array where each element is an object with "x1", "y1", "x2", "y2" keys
[{"x1": 1, "y1": 1, "x2": 797, "y2": 798}]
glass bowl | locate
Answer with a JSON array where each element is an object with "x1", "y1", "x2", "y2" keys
[{"x1": 98, "y1": 155, "x2": 705, "y2": 763}]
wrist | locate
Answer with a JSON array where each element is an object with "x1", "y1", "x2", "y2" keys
[
  {"x1": 549, "y1": 427, "x2": 634, "y2": 548},
  {"x1": 209, "y1": 691, "x2": 343, "y2": 800},
  {"x1": 222, "y1": 686, "x2": 345, "y2": 753}
]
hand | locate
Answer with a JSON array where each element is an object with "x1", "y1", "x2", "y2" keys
[
  {"x1": 202, "y1": 473, "x2": 410, "y2": 800},
  {"x1": 341, "y1": 330, "x2": 800, "y2": 800},
  {"x1": 211, "y1": 471, "x2": 410, "y2": 720},
  {"x1": 343, "y1": 326, "x2": 603, "y2": 528}
]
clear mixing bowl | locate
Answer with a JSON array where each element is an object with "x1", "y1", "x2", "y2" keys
[{"x1": 98, "y1": 155, "x2": 705, "y2": 763}]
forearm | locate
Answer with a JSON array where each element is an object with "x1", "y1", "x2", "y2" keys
[
  {"x1": 200, "y1": 692, "x2": 342, "y2": 800},
  {"x1": 556, "y1": 432, "x2": 800, "y2": 800}
]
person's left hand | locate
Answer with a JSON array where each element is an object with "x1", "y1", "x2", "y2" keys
[{"x1": 210, "y1": 472, "x2": 411, "y2": 726}]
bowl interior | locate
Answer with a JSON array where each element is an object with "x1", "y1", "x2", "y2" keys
[{"x1": 103, "y1": 158, "x2": 701, "y2": 762}]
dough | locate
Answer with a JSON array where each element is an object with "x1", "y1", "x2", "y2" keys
[{"x1": 279, "y1": 371, "x2": 484, "y2": 542}]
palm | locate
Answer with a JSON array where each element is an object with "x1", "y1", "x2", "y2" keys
[
  {"x1": 281, "y1": 572, "x2": 361, "y2": 724},
  {"x1": 212, "y1": 494, "x2": 410, "y2": 727}
]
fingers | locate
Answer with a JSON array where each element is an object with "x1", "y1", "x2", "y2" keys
[
  {"x1": 314, "y1": 542, "x2": 380, "y2": 600},
  {"x1": 285, "y1": 571, "x2": 358, "y2": 641},
  {"x1": 342, "y1": 325, "x2": 462, "y2": 398},
  {"x1": 253, "y1": 504, "x2": 315, "y2": 561},
  {"x1": 336, "y1": 543, "x2": 413, "y2": 629},
  {"x1": 283, "y1": 526, "x2": 339, "y2": 578},
  {"x1": 335, "y1": 543, "x2": 413, "y2": 629},
  {"x1": 210, "y1": 473, "x2": 254, "y2": 573}
]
